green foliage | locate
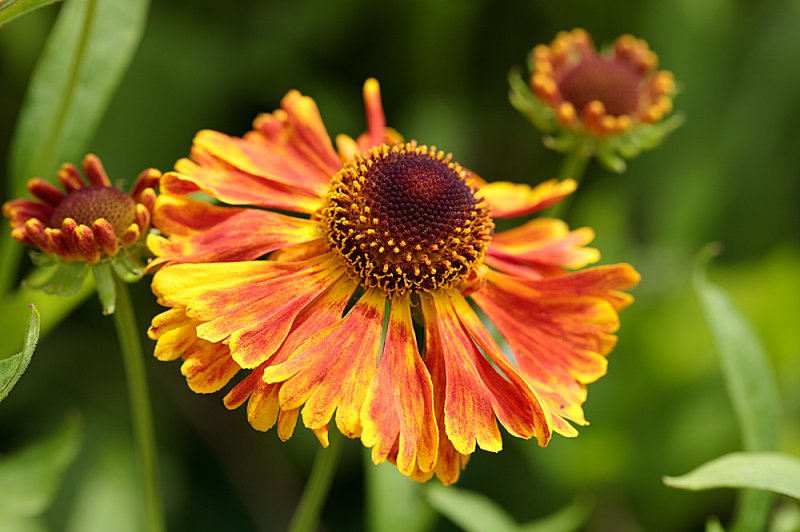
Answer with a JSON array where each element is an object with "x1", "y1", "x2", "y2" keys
[
  {"x1": 426, "y1": 485, "x2": 589, "y2": 532},
  {"x1": 664, "y1": 452, "x2": 800, "y2": 500},
  {"x1": 0, "y1": 0, "x2": 62, "y2": 29},
  {"x1": 366, "y1": 462, "x2": 434, "y2": 532},
  {"x1": 0, "y1": 416, "x2": 82, "y2": 519},
  {"x1": 0, "y1": 305, "x2": 39, "y2": 403}
]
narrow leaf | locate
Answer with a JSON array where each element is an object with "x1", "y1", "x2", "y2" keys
[
  {"x1": 521, "y1": 497, "x2": 591, "y2": 532},
  {"x1": 693, "y1": 247, "x2": 782, "y2": 451},
  {"x1": 8, "y1": 0, "x2": 150, "y2": 196},
  {"x1": 0, "y1": 304, "x2": 40, "y2": 403},
  {"x1": 0, "y1": 0, "x2": 62, "y2": 29},
  {"x1": 664, "y1": 452, "x2": 800, "y2": 500},
  {"x1": 0, "y1": 416, "x2": 83, "y2": 518},
  {"x1": 427, "y1": 485, "x2": 519, "y2": 532}
]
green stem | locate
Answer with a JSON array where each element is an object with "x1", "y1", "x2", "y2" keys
[
  {"x1": 111, "y1": 277, "x2": 164, "y2": 532},
  {"x1": 287, "y1": 432, "x2": 343, "y2": 532},
  {"x1": 548, "y1": 138, "x2": 592, "y2": 220}
]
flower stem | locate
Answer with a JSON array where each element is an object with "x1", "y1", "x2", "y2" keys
[
  {"x1": 549, "y1": 138, "x2": 592, "y2": 220},
  {"x1": 287, "y1": 431, "x2": 343, "y2": 532},
  {"x1": 112, "y1": 277, "x2": 164, "y2": 532}
]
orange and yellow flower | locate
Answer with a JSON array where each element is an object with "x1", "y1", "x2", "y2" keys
[
  {"x1": 510, "y1": 29, "x2": 682, "y2": 171},
  {"x1": 147, "y1": 79, "x2": 639, "y2": 484},
  {"x1": 3, "y1": 154, "x2": 160, "y2": 311}
]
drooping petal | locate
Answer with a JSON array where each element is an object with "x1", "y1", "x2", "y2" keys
[
  {"x1": 446, "y1": 291, "x2": 551, "y2": 446},
  {"x1": 181, "y1": 342, "x2": 240, "y2": 394},
  {"x1": 471, "y1": 265, "x2": 639, "y2": 435},
  {"x1": 148, "y1": 308, "x2": 199, "y2": 361},
  {"x1": 486, "y1": 217, "x2": 600, "y2": 277},
  {"x1": 477, "y1": 178, "x2": 576, "y2": 218},
  {"x1": 147, "y1": 193, "x2": 321, "y2": 268},
  {"x1": 264, "y1": 289, "x2": 386, "y2": 438},
  {"x1": 223, "y1": 276, "x2": 358, "y2": 436},
  {"x1": 361, "y1": 295, "x2": 438, "y2": 476},
  {"x1": 151, "y1": 253, "x2": 346, "y2": 368}
]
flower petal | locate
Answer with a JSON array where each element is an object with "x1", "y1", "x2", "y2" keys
[
  {"x1": 147, "y1": 193, "x2": 321, "y2": 268},
  {"x1": 181, "y1": 342, "x2": 240, "y2": 394},
  {"x1": 477, "y1": 179, "x2": 576, "y2": 218},
  {"x1": 486, "y1": 217, "x2": 600, "y2": 277},
  {"x1": 223, "y1": 276, "x2": 358, "y2": 436},
  {"x1": 152, "y1": 254, "x2": 345, "y2": 368},
  {"x1": 361, "y1": 295, "x2": 438, "y2": 476},
  {"x1": 471, "y1": 265, "x2": 639, "y2": 435},
  {"x1": 264, "y1": 289, "x2": 386, "y2": 438}
]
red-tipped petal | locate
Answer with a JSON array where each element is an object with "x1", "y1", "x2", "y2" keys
[
  {"x1": 92, "y1": 219, "x2": 119, "y2": 257},
  {"x1": 56, "y1": 163, "x2": 85, "y2": 192}
]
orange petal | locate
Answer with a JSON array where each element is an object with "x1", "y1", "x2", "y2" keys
[
  {"x1": 471, "y1": 266, "x2": 639, "y2": 435},
  {"x1": 181, "y1": 342, "x2": 240, "y2": 394},
  {"x1": 446, "y1": 291, "x2": 551, "y2": 446},
  {"x1": 148, "y1": 308, "x2": 200, "y2": 361},
  {"x1": 148, "y1": 193, "x2": 321, "y2": 268},
  {"x1": 163, "y1": 155, "x2": 322, "y2": 214},
  {"x1": 477, "y1": 179, "x2": 576, "y2": 218},
  {"x1": 423, "y1": 291, "x2": 523, "y2": 457},
  {"x1": 196, "y1": 129, "x2": 329, "y2": 199},
  {"x1": 360, "y1": 295, "x2": 438, "y2": 476},
  {"x1": 152, "y1": 254, "x2": 345, "y2": 368},
  {"x1": 264, "y1": 289, "x2": 386, "y2": 438},
  {"x1": 223, "y1": 276, "x2": 358, "y2": 436},
  {"x1": 487, "y1": 218, "x2": 600, "y2": 277}
]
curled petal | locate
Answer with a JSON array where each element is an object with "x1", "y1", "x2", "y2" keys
[
  {"x1": 477, "y1": 179, "x2": 577, "y2": 218},
  {"x1": 27, "y1": 178, "x2": 65, "y2": 206},
  {"x1": 181, "y1": 342, "x2": 240, "y2": 394},
  {"x1": 92, "y1": 219, "x2": 119, "y2": 257},
  {"x1": 56, "y1": 163, "x2": 85, "y2": 192}
]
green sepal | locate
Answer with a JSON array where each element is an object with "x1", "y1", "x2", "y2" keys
[
  {"x1": 111, "y1": 248, "x2": 146, "y2": 283},
  {"x1": 25, "y1": 255, "x2": 89, "y2": 297},
  {"x1": 508, "y1": 68, "x2": 557, "y2": 134},
  {"x1": 93, "y1": 262, "x2": 116, "y2": 315}
]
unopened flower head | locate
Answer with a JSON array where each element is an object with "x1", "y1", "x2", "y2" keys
[
  {"x1": 147, "y1": 79, "x2": 639, "y2": 484},
  {"x1": 3, "y1": 154, "x2": 160, "y2": 311},
  {"x1": 511, "y1": 29, "x2": 682, "y2": 171}
]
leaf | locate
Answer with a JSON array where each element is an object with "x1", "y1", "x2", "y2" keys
[
  {"x1": 366, "y1": 461, "x2": 435, "y2": 532},
  {"x1": 693, "y1": 246, "x2": 782, "y2": 451},
  {"x1": 0, "y1": 304, "x2": 40, "y2": 403},
  {"x1": 0, "y1": 416, "x2": 83, "y2": 519},
  {"x1": 0, "y1": 0, "x2": 62, "y2": 29},
  {"x1": 664, "y1": 452, "x2": 800, "y2": 500},
  {"x1": 520, "y1": 497, "x2": 591, "y2": 532},
  {"x1": 7, "y1": 0, "x2": 150, "y2": 197},
  {"x1": 706, "y1": 517, "x2": 726, "y2": 532},
  {"x1": 692, "y1": 247, "x2": 784, "y2": 531},
  {"x1": 427, "y1": 485, "x2": 519, "y2": 532}
]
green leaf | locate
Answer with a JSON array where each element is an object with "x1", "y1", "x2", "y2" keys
[
  {"x1": 92, "y1": 262, "x2": 116, "y2": 315},
  {"x1": 366, "y1": 461, "x2": 435, "y2": 532},
  {"x1": 8, "y1": 0, "x2": 150, "y2": 197},
  {"x1": 706, "y1": 517, "x2": 726, "y2": 532},
  {"x1": 0, "y1": 304, "x2": 40, "y2": 403},
  {"x1": 0, "y1": 416, "x2": 83, "y2": 519},
  {"x1": 0, "y1": 0, "x2": 62, "y2": 29},
  {"x1": 664, "y1": 452, "x2": 800, "y2": 500},
  {"x1": 692, "y1": 247, "x2": 783, "y2": 531},
  {"x1": 426, "y1": 485, "x2": 519, "y2": 532},
  {"x1": 520, "y1": 497, "x2": 591, "y2": 532},
  {"x1": 693, "y1": 246, "x2": 782, "y2": 451}
]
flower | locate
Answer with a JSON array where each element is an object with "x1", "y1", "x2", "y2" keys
[
  {"x1": 147, "y1": 79, "x2": 640, "y2": 484},
  {"x1": 3, "y1": 154, "x2": 160, "y2": 312},
  {"x1": 510, "y1": 28, "x2": 682, "y2": 172}
]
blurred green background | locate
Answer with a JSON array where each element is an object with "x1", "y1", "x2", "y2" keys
[{"x1": 1, "y1": 0, "x2": 798, "y2": 530}]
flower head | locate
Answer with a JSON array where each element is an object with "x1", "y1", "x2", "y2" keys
[
  {"x1": 510, "y1": 29, "x2": 682, "y2": 171},
  {"x1": 3, "y1": 154, "x2": 160, "y2": 312},
  {"x1": 147, "y1": 79, "x2": 639, "y2": 484}
]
